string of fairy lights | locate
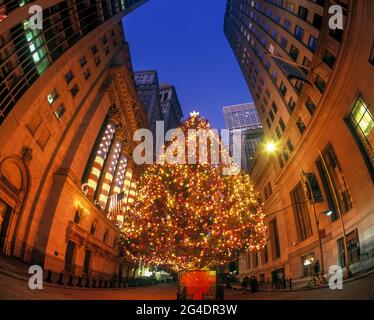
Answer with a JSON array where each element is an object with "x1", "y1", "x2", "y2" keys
[{"x1": 121, "y1": 113, "x2": 268, "y2": 270}]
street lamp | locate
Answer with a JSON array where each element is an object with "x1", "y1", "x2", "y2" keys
[
  {"x1": 264, "y1": 141, "x2": 278, "y2": 154},
  {"x1": 263, "y1": 140, "x2": 327, "y2": 275},
  {"x1": 315, "y1": 209, "x2": 334, "y2": 275},
  {"x1": 320, "y1": 210, "x2": 333, "y2": 219},
  {"x1": 318, "y1": 151, "x2": 350, "y2": 278},
  {"x1": 264, "y1": 139, "x2": 283, "y2": 154}
]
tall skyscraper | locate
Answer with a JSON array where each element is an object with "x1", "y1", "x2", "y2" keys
[
  {"x1": 0, "y1": 0, "x2": 148, "y2": 283},
  {"x1": 244, "y1": 127, "x2": 264, "y2": 172},
  {"x1": 225, "y1": 0, "x2": 374, "y2": 280},
  {"x1": 223, "y1": 102, "x2": 262, "y2": 171},
  {"x1": 134, "y1": 70, "x2": 163, "y2": 136},
  {"x1": 159, "y1": 84, "x2": 184, "y2": 132}
]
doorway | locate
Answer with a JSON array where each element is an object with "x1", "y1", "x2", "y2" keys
[
  {"x1": 0, "y1": 200, "x2": 12, "y2": 254},
  {"x1": 338, "y1": 229, "x2": 360, "y2": 268},
  {"x1": 64, "y1": 241, "x2": 76, "y2": 273},
  {"x1": 83, "y1": 249, "x2": 91, "y2": 276}
]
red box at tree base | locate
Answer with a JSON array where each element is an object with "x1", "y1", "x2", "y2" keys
[{"x1": 177, "y1": 270, "x2": 217, "y2": 300}]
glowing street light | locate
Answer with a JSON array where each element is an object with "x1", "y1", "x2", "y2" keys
[
  {"x1": 264, "y1": 140, "x2": 279, "y2": 154},
  {"x1": 323, "y1": 210, "x2": 333, "y2": 217}
]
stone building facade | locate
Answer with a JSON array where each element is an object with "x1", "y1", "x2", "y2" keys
[
  {"x1": 0, "y1": 0, "x2": 148, "y2": 282},
  {"x1": 225, "y1": 0, "x2": 374, "y2": 281}
]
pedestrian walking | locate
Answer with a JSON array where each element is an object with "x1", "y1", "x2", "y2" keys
[
  {"x1": 271, "y1": 268, "x2": 278, "y2": 290},
  {"x1": 313, "y1": 260, "x2": 321, "y2": 275},
  {"x1": 250, "y1": 276, "x2": 258, "y2": 293},
  {"x1": 242, "y1": 275, "x2": 249, "y2": 292}
]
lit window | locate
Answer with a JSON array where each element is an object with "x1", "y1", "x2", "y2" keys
[
  {"x1": 23, "y1": 20, "x2": 49, "y2": 75},
  {"x1": 54, "y1": 104, "x2": 66, "y2": 120},
  {"x1": 348, "y1": 97, "x2": 374, "y2": 172},
  {"x1": 47, "y1": 89, "x2": 58, "y2": 105}
]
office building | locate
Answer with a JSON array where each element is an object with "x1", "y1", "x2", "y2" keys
[
  {"x1": 223, "y1": 102, "x2": 262, "y2": 171},
  {"x1": 225, "y1": 0, "x2": 374, "y2": 281},
  {"x1": 0, "y1": 0, "x2": 148, "y2": 283}
]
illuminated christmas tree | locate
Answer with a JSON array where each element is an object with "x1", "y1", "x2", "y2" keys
[{"x1": 121, "y1": 113, "x2": 267, "y2": 270}]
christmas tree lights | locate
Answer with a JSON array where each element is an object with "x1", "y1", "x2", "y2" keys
[{"x1": 121, "y1": 113, "x2": 267, "y2": 270}]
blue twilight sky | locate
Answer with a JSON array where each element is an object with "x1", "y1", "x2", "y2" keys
[{"x1": 123, "y1": 0, "x2": 253, "y2": 130}]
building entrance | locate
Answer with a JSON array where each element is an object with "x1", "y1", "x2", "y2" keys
[{"x1": 0, "y1": 199, "x2": 12, "y2": 254}]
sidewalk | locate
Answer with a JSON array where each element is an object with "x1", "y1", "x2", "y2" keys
[
  {"x1": 0, "y1": 253, "x2": 162, "y2": 291},
  {"x1": 3, "y1": 252, "x2": 374, "y2": 293},
  {"x1": 0, "y1": 253, "x2": 31, "y2": 282},
  {"x1": 259, "y1": 267, "x2": 374, "y2": 292},
  {"x1": 0, "y1": 253, "x2": 122, "y2": 290},
  {"x1": 228, "y1": 267, "x2": 374, "y2": 293}
]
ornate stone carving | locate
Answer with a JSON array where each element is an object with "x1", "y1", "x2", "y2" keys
[
  {"x1": 108, "y1": 105, "x2": 121, "y2": 126},
  {"x1": 115, "y1": 124, "x2": 127, "y2": 142},
  {"x1": 21, "y1": 146, "x2": 32, "y2": 163}
]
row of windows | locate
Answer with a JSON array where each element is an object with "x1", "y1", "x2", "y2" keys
[
  {"x1": 245, "y1": 245, "x2": 268, "y2": 270},
  {"x1": 235, "y1": 6, "x2": 323, "y2": 104},
  {"x1": 22, "y1": 28, "x2": 121, "y2": 156},
  {"x1": 229, "y1": 8, "x2": 307, "y2": 127},
  {"x1": 253, "y1": 140, "x2": 356, "y2": 273},
  {"x1": 0, "y1": 0, "x2": 135, "y2": 127},
  {"x1": 246, "y1": 0, "x2": 321, "y2": 56},
  {"x1": 228, "y1": 19, "x2": 339, "y2": 171},
  {"x1": 290, "y1": 113, "x2": 371, "y2": 242},
  {"x1": 278, "y1": 95, "x2": 373, "y2": 174},
  {"x1": 74, "y1": 211, "x2": 117, "y2": 248},
  {"x1": 228, "y1": 1, "x2": 345, "y2": 142},
  {"x1": 45, "y1": 30, "x2": 118, "y2": 123}
]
